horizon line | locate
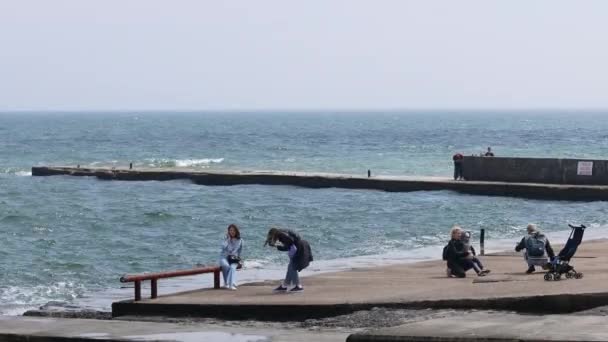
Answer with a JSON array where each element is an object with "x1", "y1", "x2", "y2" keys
[{"x1": 2, "y1": 108, "x2": 608, "y2": 114}]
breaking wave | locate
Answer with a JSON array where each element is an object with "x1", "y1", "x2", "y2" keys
[
  {"x1": 0, "y1": 168, "x2": 31, "y2": 176},
  {"x1": 145, "y1": 158, "x2": 224, "y2": 168}
]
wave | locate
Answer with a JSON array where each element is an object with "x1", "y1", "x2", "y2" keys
[
  {"x1": 0, "y1": 168, "x2": 31, "y2": 176},
  {"x1": 145, "y1": 158, "x2": 224, "y2": 168},
  {"x1": 0, "y1": 282, "x2": 86, "y2": 315}
]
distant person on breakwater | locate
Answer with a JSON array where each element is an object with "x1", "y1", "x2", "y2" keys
[
  {"x1": 484, "y1": 147, "x2": 494, "y2": 157},
  {"x1": 515, "y1": 224, "x2": 555, "y2": 274},
  {"x1": 264, "y1": 228, "x2": 313, "y2": 293},
  {"x1": 219, "y1": 224, "x2": 243, "y2": 290},
  {"x1": 452, "y1": 153, "x2": 464, "y2": 180}
]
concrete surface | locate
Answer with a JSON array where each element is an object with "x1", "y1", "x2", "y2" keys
[
  {"x1": 113, "y1": 240, "x2": 608, "y2": 320},
  {"x1": 32, "y1": 166, "x2": 608, "y2": 200},
  {"x1": 463, "y1": 156, "x2": 608, "y2": 185},
  {"x1": 347, "y1": 312, "x2": 608, "y2": 341},
  {"x1": 0, "y1": 316, "x2": 347, "y2": 342}
]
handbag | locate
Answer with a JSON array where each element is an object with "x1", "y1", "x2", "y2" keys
[{"x1": 227, "y1": 255, "x2": 241, "y2": 265}]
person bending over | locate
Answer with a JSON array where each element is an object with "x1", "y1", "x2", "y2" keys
[{"x1": 265, "y1": 228, "x2": 313, "y2": 293}]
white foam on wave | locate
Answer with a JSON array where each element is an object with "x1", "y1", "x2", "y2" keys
[
  {"x1": 143, "y1": 158, "x2": 225, "y2": 168},
  {"x1": 0, "y1": 282, "x2": 86, "y2": 315},
  {"x1": 175, "y1": 158, "x2": 224, "y2": 167},
  {"x1": 0, "y1": 168, "x2": 31, "y2": 176}
]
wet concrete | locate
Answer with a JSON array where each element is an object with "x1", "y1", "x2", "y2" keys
[{"x1": 32, "y1": 166, "x2": 608, "y2": 200}]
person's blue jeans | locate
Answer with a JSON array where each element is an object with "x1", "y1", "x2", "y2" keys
[
  {"x1": 219, "y1": 257, "x2": 238, "y2": 287},
  {"x1": 284, "y1": 260, "x2": 299, "y2": 286}
]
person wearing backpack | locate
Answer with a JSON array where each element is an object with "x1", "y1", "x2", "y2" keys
[
  {"x1": 264, "y1": 228, "x2": 313, "y2": 293},
  {"x1": 515, "y1": 224, "x2": 555, "y2": 274}
]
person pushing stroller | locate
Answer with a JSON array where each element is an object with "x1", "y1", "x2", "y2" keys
[{"x1": 515, "y1": 224, "x2": 555, "y2": 274}]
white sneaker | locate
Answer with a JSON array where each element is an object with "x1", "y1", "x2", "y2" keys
[
  {"x1": 222, "y1": 285, "x2": 229, "y2": 289},
  {"x1": 446, "y1": 268, "x2": 453, "y2": 278},
  {"x1": 229, "y1": 286, "x2": 237, "y2": 291}
]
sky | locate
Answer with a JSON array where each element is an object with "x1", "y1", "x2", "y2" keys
[{"x1": 1, "y1": 1, "x2": 607, "y2": 111}]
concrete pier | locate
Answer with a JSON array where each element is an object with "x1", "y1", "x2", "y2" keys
[
  {"x1": 0, "y1": 316, "x2": 347, "y2": 342},
  {"x1": 347, "y1": 312, "x2": 608, "y2": 342},
  {"x1": 112, "y1": 240, "x2": 608, "y2": 321},
  {"x1": 31, "y1": 166, "x2": 608, "y2": 200}
]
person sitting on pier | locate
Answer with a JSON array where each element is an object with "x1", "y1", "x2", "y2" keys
[
  {"x1": 515, "y1": 224, "x2": 555, "y2": 274},
  {"x1": 443, "y1": 226, "x2": 475, "y2": 278},
  {"x1": 484, "y1": 147, "x2": 494, "y2": 157},
  {"x1": 219, "y1": 224, "x2": 243, "y2": 290},
  {"x1": 265, "y1": 228, "x2": 313, "y2": 293},
  {"x1": 460, "y1": 230, "x2": 490, "y2": 276}
]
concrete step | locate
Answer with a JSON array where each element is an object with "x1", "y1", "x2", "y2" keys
[{"x1": 347, "y1": 312, "x2": 608, "y2": 341}]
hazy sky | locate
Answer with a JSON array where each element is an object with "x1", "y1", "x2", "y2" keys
[{"x1": 1, "y1": 1, "x2": 607, "y2": 111}]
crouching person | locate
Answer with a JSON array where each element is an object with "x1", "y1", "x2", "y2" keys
[
  {"x1": 443, "y1": 225, "x2": 475, "y2": 278},
  {"x1": 264, "y1": 228, "x2": 313, "y2": 293},
  {"x1": 515, "y1": 224, "x2": 555, "y2": 274}
]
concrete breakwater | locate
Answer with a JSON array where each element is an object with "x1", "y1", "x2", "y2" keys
[
  {"x1": 111, "y1": 241, "x2": 608, "y2": 321},
  {"x1": 463, "y1": 156, "x2": 608, "y2": 185},
  {"x1": 31, "y1": 166, "x2": 608, "y2": 200}
]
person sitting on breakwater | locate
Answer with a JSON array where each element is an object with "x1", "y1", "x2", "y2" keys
[
  {"x1": 461, "y1": 230, "x2": 490, "y2": 276},
  {"x1": 264, "y1": 228, "x2": 313, "y2": 293},
  {"x1": 484, "y1": 147, "x2": 494, "y2": 157},
  {"x1": 442, "y1": 225, "x2": 475, "y2": 278},
  {"x1": 515, "y1": 224, "x2": 555, "y2": 274},
  {"x1": 452, "y1": 153, "x2": 464, "y2": 180},
  {"x1": 219, "y1": 224, "x2": 243, "y2": 290}
]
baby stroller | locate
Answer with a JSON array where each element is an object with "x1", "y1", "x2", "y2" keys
[{"x1": 544, "y1": 224, "x2": 586, "y2": 281}]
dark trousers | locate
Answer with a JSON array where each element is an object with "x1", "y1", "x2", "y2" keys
[
  {"x1": 448, "y1": 259, "x2": 473, "y2": 278},
  {"x1": 453, "y1": 163, "x2": 463, "y2": 180}
]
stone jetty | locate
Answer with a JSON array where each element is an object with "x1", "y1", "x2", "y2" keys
[
  {"x1": 31, "y1": 166, "x2": 608, "y2": 200},
  {"x1": 112, "y1": 240, "x2": 608, "y2": 320}
]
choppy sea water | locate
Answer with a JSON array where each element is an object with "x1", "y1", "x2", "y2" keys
[{"x1": 1, "y1": 111, "x2": 608, "y2": 315}]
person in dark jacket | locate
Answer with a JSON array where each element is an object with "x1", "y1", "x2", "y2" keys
[
  {"x1": 484, "y1": 147, "x2": 494, "y2": 157},
  {"x1": 452, "y1": 153, "x2": 464, "y2": 180},
  {"x1": 515, "y1": 224, "x2": 555, "y2": 274},
  {"x1": 264, "y1": 228, "x2": 313, "y2": 292},
  {"x1": 443, "y1": 226, "x2": 474, "y2": 278}
]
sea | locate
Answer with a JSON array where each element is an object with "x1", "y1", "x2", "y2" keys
[{"x1": 2, "y1": 111, "x2": 608, "y2": 315}]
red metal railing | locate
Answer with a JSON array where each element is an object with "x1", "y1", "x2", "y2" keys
[{"x1": 120, "y1": 266, "x2": 221, "y2": 301}]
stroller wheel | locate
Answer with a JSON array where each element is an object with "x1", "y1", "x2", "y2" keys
[
  {"x1": 574, "y1": 272, "x2": 583, "y2": 279},
  {"x1": 565, "y1": 272, "x2": 574, "y2": 279},
  {"x1": 544, "y1": 273, "x2": 554, "y2": 281},
  {"x1": 554, "y1": 274, "x2": 562, "y2": 281}
]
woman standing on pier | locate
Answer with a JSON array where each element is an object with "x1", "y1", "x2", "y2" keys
[
  {"x1": 265, "y1": 228, "x2": 313, "y2": 293},
  {"x1": 219, "y1": 224, "x2": 243, "y2": 290}
]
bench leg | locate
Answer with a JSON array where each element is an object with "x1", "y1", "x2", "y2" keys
[
  {"x1": 134, "y1": 280, "x2": 141, "y2": 301},
  {"x1": 214, "y1": 269, "x2": 220, "y2": 289},
  {"x1": 151, "y1": 279, "x2": 157, "y2": 299}
]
